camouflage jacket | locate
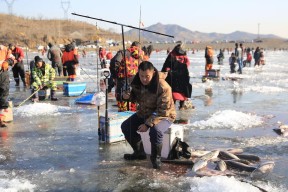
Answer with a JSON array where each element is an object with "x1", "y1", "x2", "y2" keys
[{"x1": 32, "y1": 63, "x2": 55, "y2": 86}]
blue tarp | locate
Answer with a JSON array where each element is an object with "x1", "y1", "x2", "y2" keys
[
  {"x1": 75, "y1": 93, "x2": 95, "y2": 104},
  {"x1": 75, "y1": 92, "x2": 106, "y2": 105}
]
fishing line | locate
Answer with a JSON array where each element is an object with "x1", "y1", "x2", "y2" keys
[{"x1": 79, "y1": 66, "x2": 97, "y2": 83}]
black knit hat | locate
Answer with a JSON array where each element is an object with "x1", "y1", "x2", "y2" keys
[
  {"x1": 131, "y1": 41, "x2": 140, "y2": 47},
  {"x1": 34, "y1": 56, "x2": 42, "y2": 63}
]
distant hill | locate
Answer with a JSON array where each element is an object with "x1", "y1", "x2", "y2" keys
[
  {"x1": 125, "y1": 22, "x2": 283, "y2": 43},
  {"x1": 0, "y1": 14, "x2": 286, "y2": 50},
  {"x1": 0, "y1": 13, "x2": 120, "y2": 49}
]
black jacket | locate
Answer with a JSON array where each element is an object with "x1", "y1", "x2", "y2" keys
[{"x1": 161, "y1": 54, "x2": 192, "y2": 98}]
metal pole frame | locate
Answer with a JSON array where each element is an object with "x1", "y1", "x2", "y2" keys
[{"x1": 71, "y1": 13, "x2": 174, "y2": 143}]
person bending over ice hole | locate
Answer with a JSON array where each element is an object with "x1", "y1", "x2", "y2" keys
[
  {"x1": 121, "y1": 61, "x2": 176, "y2": 169},
  {"x1": 31, "y1": 57, "x2": 58, "y2": 102}
]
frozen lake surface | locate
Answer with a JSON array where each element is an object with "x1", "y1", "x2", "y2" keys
[{"x1": 1, "y1": 49, "x2": 288, "y2": 191}]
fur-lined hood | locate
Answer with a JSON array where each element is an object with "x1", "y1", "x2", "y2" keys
[{"x1": 131, "y1": 69, "x2": 168, "y2": 94}]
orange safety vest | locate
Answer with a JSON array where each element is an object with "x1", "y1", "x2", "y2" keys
[
  {"x1": 62, "y1": 51, "x2": 76, "y2": 65},
  {"x1": 0, "y1": 46, "x2": 8, "y2": 61}
]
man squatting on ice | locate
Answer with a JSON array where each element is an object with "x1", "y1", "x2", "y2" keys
[
  {"x1": 121, "y1": 61, "x2": 176, "y2": 169},
  {"x1": 31, "y1": 57, "x2": 58, "y2": 102}
]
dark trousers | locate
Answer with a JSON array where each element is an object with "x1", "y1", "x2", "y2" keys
[
  {"x1": 121, "y1": 113, "x2": 172, "y2": 146},
  {"x1": 230, "y1": 63, "x2": 236, "y2": 73},
  {"x1": 0, "y1": 71, "x2": 9, "y2": 109},
  {"x1": 52, "y1": 62, "x2": 63, "y2": 76},
  {"x1": 12, "y1": 62, "x2": 25, "y2": 82},
  {"x1": 63, "y1": 66, "x2": 67, "y2": 76}
]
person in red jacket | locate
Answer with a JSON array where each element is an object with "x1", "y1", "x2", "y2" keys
[
  {"x1": 244, "y1": 48, "x2": 252, "y2": 67},
  {"x1": 8, "y1": 44, "x2": 26, "y2": 87},
  {"x1": 106, "y1": 51, "x2": 113, "y2": 60},
  {"x1": 99, "y1": 47, "x2": 106, "y2": 68}
]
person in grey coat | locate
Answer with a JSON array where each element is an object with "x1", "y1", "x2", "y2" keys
[{"x1": 47, "y1": 43, "x2": 63, "y2": 76}]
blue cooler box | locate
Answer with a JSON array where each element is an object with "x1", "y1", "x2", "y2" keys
[
  {"x1": 207, "y1": 69, "x2": 220, "y2": 77},
  {"x1": 99, "y1": 111, "x2": 134, "y2": 143},
  {"x1": 63, "y1": 82, "x2": 86, "y2": 96}
]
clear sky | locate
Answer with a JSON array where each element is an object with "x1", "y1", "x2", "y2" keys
[{"x1": 1, "y1": 0, "x2": 288, "y2": 39}]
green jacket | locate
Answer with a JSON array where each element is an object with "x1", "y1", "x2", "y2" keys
[{"x1": 32, "y1": 63, "x2": 55, "y2": 86}]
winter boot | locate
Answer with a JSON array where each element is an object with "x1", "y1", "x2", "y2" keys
[
  {"x1": 31, "y1": 89, "x2": 39, "y2": 102},
  {"x1": 124, "y1": 140, "x2": 146, "y2": 160},
  {"x1": 15, "y1": 79, "x2": 20, "y2": 87},
  {"x1": 21, "y1": 78, "x2": 27, "y2": 88},
  {"x1": 50, "y1": 90, "x2": 58, "y2": 101},
  {"x1": 0, "y1": 115, "x2": 7, "y2": 128},
  {"x1": 179, "y1": 101, "x2": 184, "y2": 110},
  {"x1": 150, "y1": 144, "x2": 162, "y2": 169}
]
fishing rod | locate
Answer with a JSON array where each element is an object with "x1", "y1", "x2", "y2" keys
[
  {"x1": 72, "y1": 12, "x2": 174, "y2": 143},
  {"x1": 71, "y1": 13, "x2": 174, "y2": 38},
  {"x1": 79, "y1": 66, "x2": 97, "y2": 83},
  {"x1": 138, "y1": 5, "x2": 142, "y2": 43},
  {"x1": 15, "y1": 88, "x2": 41, "y2": 107}
]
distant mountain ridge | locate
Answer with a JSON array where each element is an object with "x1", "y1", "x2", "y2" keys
[{"x1": 125, "y1": 22, "x2": 283, "y2": 43}]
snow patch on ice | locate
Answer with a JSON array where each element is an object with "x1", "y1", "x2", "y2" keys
[
  {"x1": 239, "y1": 136, "x2": 288, "y2": 148},
  {"x1": 243, "y1": 85, "x2": 286, "y2": 93},
  {"x1": 191, "y1": 110, "x2": 263, "y2": 130},
  {"x1": 0, "y1": 178, "x2": 36, "y2": 192},
  {"x1": 14, "y1": 103, "x2": 71, "y2": 117},
  {"x1": 188, "y1": 176, "x2": 285, "y2": 192}
]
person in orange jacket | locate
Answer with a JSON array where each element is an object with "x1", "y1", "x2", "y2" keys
[
  {"x1": 0, "y1": 45, "x2": 9, "y2": 62},
  {"x1": 141, "y1": 45, "x2": 153, "y2": 61},
  {"x1": 204, "y1": 46, "x2": 214, "y2": 76},
  {"x1": 62, "y1": 43, "x2": 79, "y2": 81},
  {"x1": 110, "y1": 41, "x2": 144, "y2": 112}
]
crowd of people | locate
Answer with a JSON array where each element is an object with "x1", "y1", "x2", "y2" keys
[
  {"x1": 0, "y1": 41, "x2": 83, "y2": 127},
  {"x1": 204, "y1": 43, "x2": 266, "y2": 75},
  {"x1": 0, "y1": 39, "x2": 268, "y2": 168}
]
